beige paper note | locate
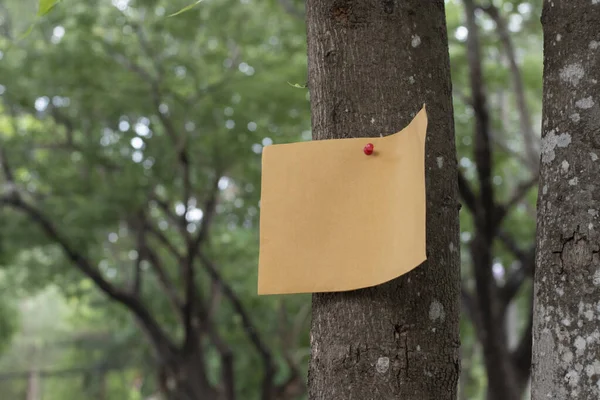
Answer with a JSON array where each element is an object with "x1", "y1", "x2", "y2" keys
[{"x1": 258, "y1": 106, "x2": 428, "y2": 295}]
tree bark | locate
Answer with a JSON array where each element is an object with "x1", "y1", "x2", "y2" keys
[
  {"x1": 531, "y1": 1, "x2": 600, "y2": 399},
  {"x1": 305, "y1": 1, "x2": 460, "y2": 398}
]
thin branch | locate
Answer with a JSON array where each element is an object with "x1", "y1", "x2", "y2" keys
[
  {"x1": 274, "y1": 301, "x2": 308, "y2": 398},
  {"x1": 202, "y1": 321, "x2": 235, "y2": 400},
  {"x1": 48, "y1": 106, "x2": 75, "y2": 146},
  {"x1": 456, "y1": 87, "x2": 532, "y2": 169},
  {"x1": 182, "y1": 175, "x2": 221, "y2": 348},
  {"x1": 495, "y1": 176, "x2": 538, "y2": 224},
  {"x1": 146, "y1": 223, "x2": 183, "y2": 263},
  {"x1": 461, "y1": 286, "x2": 483, "y2": 341},
  {"x1": 102, "y1": 40, "x2": 155, "y2": 83},
  {"x1": 152, "y1": 194, "x2": 187, "y2": 236},
  {"x1": 0, "y1": 143, "x2": 16, "y2": 184},
  {"x1": 140, "y1": 197, "x2": 186, "y2": 318},
  {"x1": 189, "y1": 174, "x2": 221, "y2": 255},
  {"x1": 133, "y1": 255, "x2": 143, "y2": 295},
  {"x1": 498, "y1": 233, "x2": 535, "y2": 306},
  {"x1": 497, "y1": 230, "x2": 532, "y2": 264},
  {"x1": 132, "y1": 216, "x2": 146, "y2": 295},
  {"x1": 500, "y1": 267, "x2": 526, "y2": 307},
  {"x1": 491, "y1": 135, "x2": 533, "y2": 171},
  {"x1": 457, "y1": 170, "x2": 478, "y2": 214},
  {"x1": 133, "y1": 24, "x2": 165, "y2": 79},
  {"x1": 182, "y1": 261, "x2": 197, "y2": 350},
  {"x1": 144, "y1": 244, "x2": 184, "y2": 313},
  {"x1": 459, "y1": 170, "x2": 537, "y2": 229},
  {"x1": 465, "y1": 0, "x2": 495, "y2": 240},
  {"x1": 198, "y1": 254, "x2": 275, "y2": 400},
  {"x1": 101, "y1": 39, "x2": 182, "y2": 152},
  {"x1": 3, "y1": 197, "x2": 174, "y2": 354},
  {"x1": 481, "y1": 3, "x2": 539, "y2": 173}
]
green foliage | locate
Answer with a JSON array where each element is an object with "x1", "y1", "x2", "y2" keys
[{"x1": 1, "y1": 0, "x2": 309, "y2": 397}]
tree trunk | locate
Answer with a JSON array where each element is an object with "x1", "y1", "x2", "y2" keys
[
  {"x1": 157, "y1": 346, "x2": 219, "y2": 400},
  {"x1": 305, "y1": 1, "x2": 460, "y2": 398},
  {"x1": 531, "y1": 1, "x2": 600, "y2": 399},
  {"x1": 26, "y1": 369, "x2": 40, "y2": 400}
]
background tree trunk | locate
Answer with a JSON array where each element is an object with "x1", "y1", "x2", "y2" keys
[
  {"x1": 157, "y1": 345, "x2": 219, "y2": 400},
  {"x1": 26, "y1": 369, "x2": 40, "y2": 400},
  {"x1": 532, "y1": 1, "x2": 600, "y2": 399},
  {"x1": 305, "y1": 1, "x2": 460, "y2": 398}
]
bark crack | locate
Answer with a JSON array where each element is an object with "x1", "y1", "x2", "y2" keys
[{"x1": 552, "y1": 228, "x2": 579, "y2": 275}]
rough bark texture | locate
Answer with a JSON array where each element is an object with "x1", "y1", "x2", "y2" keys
[
  {"x1": 532, "y1": 1, "x2": 600, "y2": 399},
  {"x1": 305, "y1": 1, "x2": 460, "y2": 399}
]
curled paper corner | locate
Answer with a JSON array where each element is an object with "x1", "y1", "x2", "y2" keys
[{"x1": 257, "y1": 105, "x2": 428, "y2": 295}]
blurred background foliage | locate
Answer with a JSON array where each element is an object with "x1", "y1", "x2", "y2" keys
[{"x1": 0, "y1": 0, "x2": 541, "y2": 399}]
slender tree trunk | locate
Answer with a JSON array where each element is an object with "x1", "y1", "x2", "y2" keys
[
  {"x1": 156, "y1": 345, "x2": 219, "y2": 400},
  {"x1": 531, "y1": 1, "x2": 600, "y2": 399},
  {"x1": 305, "y1": 1, "x2": 460, "y2": 398},
  {"x1": 26, "y1": 369, "x2": 40, "y2": 400}
]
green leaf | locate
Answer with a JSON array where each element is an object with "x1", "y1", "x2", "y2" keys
[
  {"x1": 15, "y1": 0, "x2": 62, "y2": 41},
  {"x1": 37, "y1": 0, "x2": 61, "y2": 16},
  {"x1": 17, "y1": 24, "x2": 36, "y2": 41},
  {"x1": 168, "y1": 0, "x2": 205, "y2": 17},
  {"x1": 287, "y1": 81, "x2": 307, "y2": 89}
]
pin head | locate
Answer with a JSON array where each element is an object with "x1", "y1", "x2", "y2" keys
[{"x1": 363, "y1": 143, "x2": 374, "y2": 155}]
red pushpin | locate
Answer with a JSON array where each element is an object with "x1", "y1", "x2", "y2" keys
[{"x1": 363, "y1": 143, "x2": 374, "y2": 155}]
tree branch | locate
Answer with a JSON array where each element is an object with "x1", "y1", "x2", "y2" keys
[
  {"x1": 497, "y1": 230, "x2": 533, "y2": 265},
  {"x1": 498, "y1": 232, "x2": 535, "y2": 307},
  {"x1": 198, "y1": 254, "x2": 275, "y2": 400},
  {"x1": 151, "y1": 194, "x2": 187, "y2": 236},
  {"x1": 131, "y1": 215, "x2": 147, "y2": 296},
  {"x1": 461, "y1": 286, "x2": 483, "y2": 342},
  {"x1": 0, "y1": 143, "x2": 15, "y2": 184},
  {"x1": 48, "y1": 106, "x2": 75, "y2": 147},
  {"x1": 204, "y1": 324, "x2": 236, "y2": 400},
  {"x1": 465, "y1": 0, "x2": 495, "y2": 240},
  {"x1": 274, "y1": 301, "x2": 308, "y2": 399},
  {"x1": 3, "y1": 196, "x2": 175, "y2": 355},
  {"x1": 182, "y1": 174, "x2": 221, "y2": 348},
  {"x1": 463, "y1": 4, "x2": 521, "y2": 397},
  {"x1": 140, "y1": 222, "x2": 186, "y2": 321},
  {"x1": 481, "y1": 3, "x2": 539, "y2": 173},
  {"x1": 459, "y1": 169, "x2": 537, "y2": 230},
  {"x1": 146, "y1": 223, "x2": 183, "y2": 263},
  {"x1": 495, "y1": 176, "x2": 538, "y2": 224},
  {"x1": 188, "y1": 174, "x2": 221, "y2": 255},
  {"x1": 133, "y1": 254, "x2": 143, "y2": 296},
  {"x1": 458, "y1": 170, "x2": 478, "y2": 214},
  {"x1": 491, "y1": 133, "x2": 533, "y2": 168},
  {"x1": 101, "y1": 39, "x2": 184, "y2": 154}
]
